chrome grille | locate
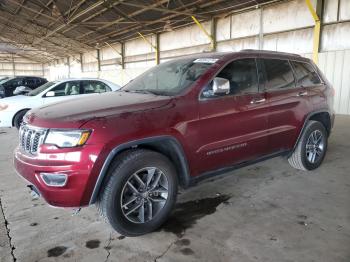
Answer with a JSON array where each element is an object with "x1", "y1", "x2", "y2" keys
[{"x1": 19, "y1": 125, "x2": 47, "y2": 155}]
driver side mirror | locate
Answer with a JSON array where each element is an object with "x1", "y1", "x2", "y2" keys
[
  {"x1": 13, "y1": 86, "x2": 31, "y2": 95},
  {"x1": 45, "y1": 91, "x2": 55, "y2": 97},
  {"x1": 212, "y1": 77, "x2": 230, "y2": 95}
]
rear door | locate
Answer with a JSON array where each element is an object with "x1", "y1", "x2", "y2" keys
[
  {"x1": 259, "y1": 58, "x2": 310, "y2": 153},
  {"x1": 81, "y1": 80, "x2": 112, "y2": 95},
  {"x1": 290, "y1": 61, "x2": 325, "y2": 111},
  {"x1": 196, "y1": 58, "x2": 269, "y2": 174}
]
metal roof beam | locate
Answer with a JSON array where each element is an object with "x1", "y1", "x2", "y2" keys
[
  {"x1": 61, "y1": 1, "x2": 125, "y2": 34},
  {"x1": 0, "y1": 12, "x2": 88, "y2": 55},
  {"x1": 118, "y1": 2, "x2": 209, "y2": 19},
  {"x1": 84, "y1": 0, "x2": 218, "y2": 44},
  {"x1": 0, "y1": 18, "x2": 81, "y2": 59},
  {"x1": 32, "y1": 0, "x2": 107, "y2": 45},
  {"x1": 76, "y1": 0, "x2": 170, "y2": 40}
]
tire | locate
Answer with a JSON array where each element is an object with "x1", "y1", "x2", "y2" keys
[
  {"x1": 288, "y1": 120, "x2": 328, "y2": 171},
  {"x1": 13, "y1": 110, "x2": 29, "y2": 129},
  {"x1": 96, "y1": 149, "x2": 178, "y2": 236}
]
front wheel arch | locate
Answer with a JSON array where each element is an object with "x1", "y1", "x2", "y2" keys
[
  {"x1": 12, "y1": 109, "x2": 30, "y2": 128},
  {"x1": 89, "y1": 136, "x2": 191, "y2": 205}
]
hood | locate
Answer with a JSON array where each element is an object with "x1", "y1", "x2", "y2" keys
[
  {"x1": 25, "y1": 91, "x2": 172, "y2": 128},
  {"x1": 0, "y1": 94, "x2": 27, "y2": 102}
]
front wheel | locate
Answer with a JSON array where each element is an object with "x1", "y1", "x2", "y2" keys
[
  {"x1": 96, "y1": 149, "x2": 178, "y2": 236},
  {"x1": 13, "y1": 110, "x2": 29, "y2": 129},
  {"x1": 288, "y1": 120, "x2": 328, "y2": 171}
]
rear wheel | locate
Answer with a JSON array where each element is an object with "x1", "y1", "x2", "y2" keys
[
  {"x1": 96, "y1": 149, "x2": 178, "y2": 236},
  {"x1": 288, "y1": 120, "x2": 328, "y2": 171},
  {"x1": 13, "y1": 110, "x2": 29, "y2": 129}
]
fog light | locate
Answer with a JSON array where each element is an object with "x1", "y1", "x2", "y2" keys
[{"x1": 40, "y1": 173, "x2": 67, "y2": 187}]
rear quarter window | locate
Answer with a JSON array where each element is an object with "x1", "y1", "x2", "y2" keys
[{"x1": 291, "y1": 61, "x2": 321, "y2": 86}]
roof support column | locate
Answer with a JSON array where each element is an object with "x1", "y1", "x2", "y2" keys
[
  {"x1": 97, "y1": 49, "x2": 101, "y2": 71},
  {"x1": 259, "y1": 7, "x2": 264, "y2": 50},
  {"x1": 12, "y1": 54, "x2": 15, "y2": 76},
  {"x1": 210, "y1": 17, "x2": 217, "y2": 51},
  {"x1": 105, "y1": 42, "x2": 124, "y2": 69},
  {"x1": 67, "y1": 57, "x2": 71, "y2": 78},
  {"x1": 191, "y1": 16, "x2": 215, "y2": 51},
  {"x1": 306, "y1": 0, "x2": 323, "y2": 64},
  {"x1": 155, "y1": 33, "x2": 160, "y2": 65},
  {"x1": 137, "y1": 32, "x2": 159, "y2": 65},
  {"x1": 80, "y1": 53, "x2": 84, "y2": 73},
  {"x1": 121, "y1": 42, "x2": 125, "y2": 69}
]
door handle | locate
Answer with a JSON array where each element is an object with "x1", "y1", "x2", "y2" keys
[
  {"x1": 250, "y1": 98, "x2": 266, "y2": 104},
  {"x1": 297, "y1": 91, "x2": 308, "y2": 97}
]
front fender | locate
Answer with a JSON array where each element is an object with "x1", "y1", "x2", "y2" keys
[{"x1": 88, "y1": 135, "x2": 191, "y2": 205}]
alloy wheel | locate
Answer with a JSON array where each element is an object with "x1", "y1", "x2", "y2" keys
[
  {"x1": 120, "y1": 167, "x2": 169, "y2": 224},
  {"x1": 306, "y1": 130, "x2": 325, "y2": 164}
]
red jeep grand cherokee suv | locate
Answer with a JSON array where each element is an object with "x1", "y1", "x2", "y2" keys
[{"x1": 14, "y1": 50, "x2": 335, "y2": 236}]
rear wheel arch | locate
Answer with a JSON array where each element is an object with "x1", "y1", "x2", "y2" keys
[
  {"x1": 89, "y1": 136, "x2": 191, "y2": 205},
  {"x1": 308, "y1": 112, "x2": 331, "y2": 136},
  {"x1": 293, "y1": 110, "x2": 332, "y2": 151}
]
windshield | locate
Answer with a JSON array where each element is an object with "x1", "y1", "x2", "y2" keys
[
  {"x1": 27, "y1": 81, "x2": 57, "y2": 96},
  {"x1": 122, "y1": 58, "x2": 217, "y2": 96}
]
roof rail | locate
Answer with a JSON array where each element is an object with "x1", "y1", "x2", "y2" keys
[{"x1": 240, "y1": 49, "x2": 301, "y2": 57}]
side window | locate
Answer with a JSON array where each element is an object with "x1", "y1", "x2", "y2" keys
[
  {"x1": 5, "y1": 78, "x2": 23, "y2": 88},
  {"x1": 203, "y1": 58, "x2": 259, "y2": 97},
  {"x1": 81, "y1": 81, "x2": 111, "y2": 94},
  {"x1": 45, "y1": 81, "x2": 80, "y2": 97},
  {"x1": 291, "y1": 61, "x2": 321, "y2": 86},
  {"x1": 24, "y1": 78, "x2": 35, "y2": 88},
  {"x1": 262, "y1": 59, "x2": 295, "y2": 91}
]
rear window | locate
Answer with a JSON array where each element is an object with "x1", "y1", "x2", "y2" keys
[
  {"x1": 291, "y1": 61, "x2": 321, "y2": 86},
  {"x1": 261, "y1": 59, "x2": 295, "y2": 91}
]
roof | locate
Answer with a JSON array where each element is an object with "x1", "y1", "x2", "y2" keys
[
  {"x1": 240, "y1": 49, "x2": 302, "y2": 57},
  {"x1": 0, "y1": 0, "x2": 281, "y2": 63},
  {"x1": 160, "y1": 50, "x2": 306, "y2": 63}
]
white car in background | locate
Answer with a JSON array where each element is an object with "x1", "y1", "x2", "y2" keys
[{"x1": 0, "y1": 78, "x2": 120, "y2": 128}]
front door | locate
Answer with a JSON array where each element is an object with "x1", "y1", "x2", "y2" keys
[
  {"x1": 195, "y1": 58, "x2": 269, "y2": 174},
  {"x1": 43, "y1": 80, "x2": 82, "y2": 104}
]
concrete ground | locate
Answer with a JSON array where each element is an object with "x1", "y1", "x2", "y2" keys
[{"x1": 0, "y1": 116, "x2": 349, "y2": 262}]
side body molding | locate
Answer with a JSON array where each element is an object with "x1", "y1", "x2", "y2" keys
[{"x1": 89, "y1": 135, "x2": 191, "y2": 205}]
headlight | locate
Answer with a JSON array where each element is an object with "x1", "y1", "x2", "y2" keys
[
  {"x1": 44, "y1": 129, "x2": 91, "y2": 148},
  {"x1": 0, "y1": 104, "x2": 8, "y2": 111}
]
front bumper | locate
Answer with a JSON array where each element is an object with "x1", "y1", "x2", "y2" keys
[{"x1": 14, "y1": 143, "x2": 105, "y2": 207}]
